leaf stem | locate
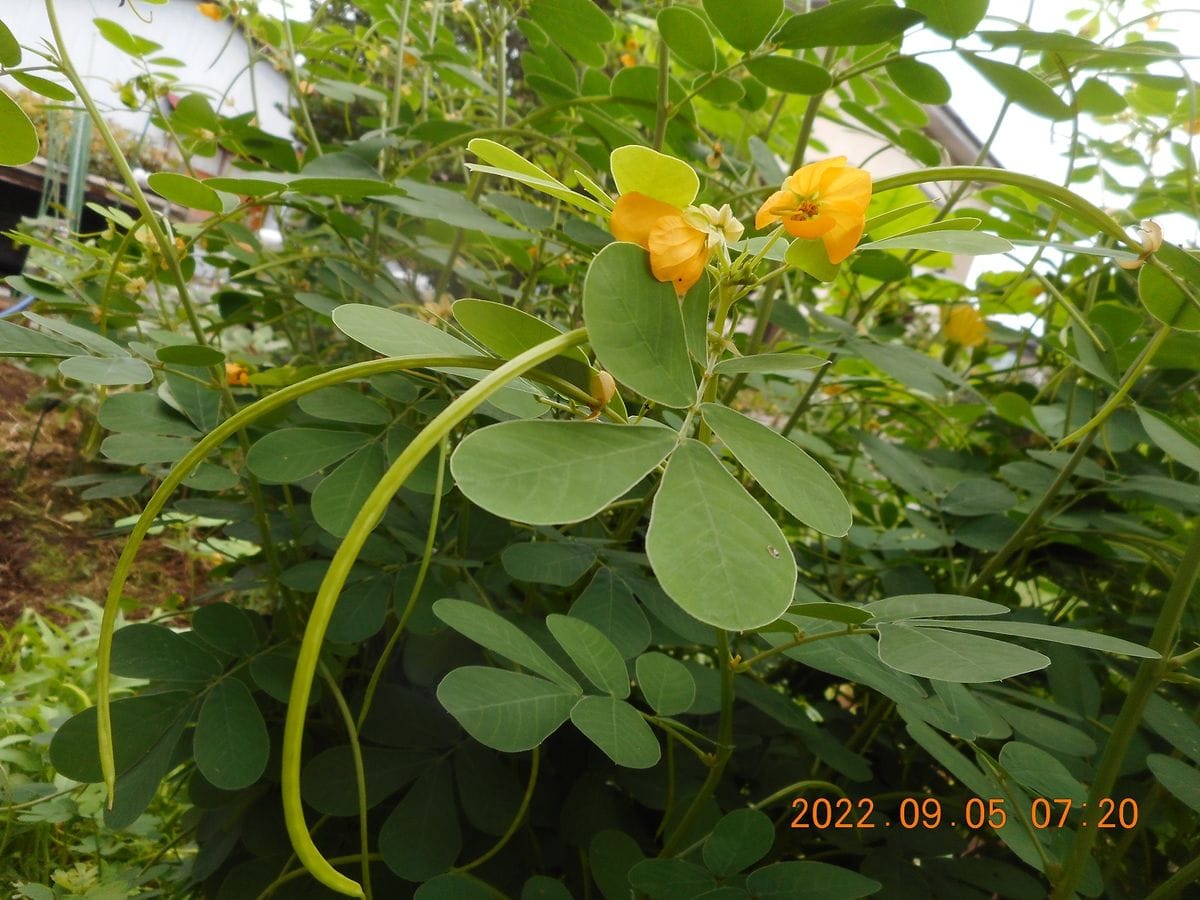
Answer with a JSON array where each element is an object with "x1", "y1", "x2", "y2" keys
[
  {"x1": 455, "y1": 747, "x2": 540, "y2": 874},
  {"x1": 1051, "y1": 522, "x2": 1200, "y2": 898},
  {"x1": 1055, "y1": 323, "x2": 1171, "y2": 448},
  {"x1": 966, "y1": 431, "x2": 1096, "y2": 594},
  {"x1": 659, "y1": 629, "x2": 734, "y2": 857}
]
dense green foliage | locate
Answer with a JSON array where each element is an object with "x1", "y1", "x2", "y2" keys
[
  {"x1": 1, "y1": 602, "x2": 193, "y2": 898},
  {"x1": 2, "y1": 1, "x2": 1199, "y2": 898}
]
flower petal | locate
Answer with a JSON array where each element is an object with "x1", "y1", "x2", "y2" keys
[
  {"x1": 784, "y1": 156, "x2": 847, "y2": 196},
  {"x1": 820, "y1": 211, "x2": 866, "y2": 264},
  {"x1": 755, "y1": 190, "x2": 796, "y2": 230},
  {"x1": 821, "y1": 165, "x2": 872, "y2": 211},
  {"x1": 783, "y1": 213, "x2": 837, "y2": 240},
  {"x1": 611, "y1": 192, "x2": 681, "y2": 248},
  {"x1": 649, "y1": 215, "x2": 709, "y2": 294}
]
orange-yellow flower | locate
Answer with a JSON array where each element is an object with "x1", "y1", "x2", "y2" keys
[
  {"x1": 756, "y1": 156, "x2": 872, "y2": 265},
  {"x1": 610, "y1": 193, "x2": 743, "y2": 295},
  {"x1": 197, "y1": 2, "x2": 223, "y2": 21},
  {"x1": 225, "y1": 362, "x2": 250, "y2": 387},
  {"x1": 944, "y1": 304, "x2": 987, "y2": 348}
]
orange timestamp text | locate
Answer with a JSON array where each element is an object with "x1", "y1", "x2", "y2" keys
[{"x1": 790, "y1": 796, "x2": 1139, "y2": 830}]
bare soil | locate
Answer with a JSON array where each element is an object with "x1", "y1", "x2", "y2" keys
[{"x1": 0, "y1": 362, "x2": 205, "y2": 625}]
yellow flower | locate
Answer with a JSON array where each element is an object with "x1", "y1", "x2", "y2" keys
[
  {"x1": 610, "y1": 193, "x2": 743, "y2": 295},
  {"x1": 619, "y1": 53, "x2": 637, "y2": 68},
  {"x1": 944, "y1": 304, "x2": 987, "y2": 348},
  {"x1": 197, "y1": 2, "x2": 223, "y2": 21},
  {"x1": 225, "y1": 362, "x2": 250, "y2": 387},
  {"x1": 755, "y1": 156, "x2": 872, "y2": 265}
]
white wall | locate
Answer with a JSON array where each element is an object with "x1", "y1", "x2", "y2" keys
[{"x1": 1, "y1": 0, "x2": 293, "y2": 150}]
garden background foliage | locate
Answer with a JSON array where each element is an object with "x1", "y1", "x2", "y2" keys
[{"x1": 2, "y1": 0, "x2": 1200, "y2": 898}]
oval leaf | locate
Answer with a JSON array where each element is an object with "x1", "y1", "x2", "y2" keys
[
  {"x1": 311, "y1": 443, "x2": 386, "y2": 538},
  {"x1": 1140, "y1": 246, "x2": 1200, "y2": 332},
  {"x1": 147, "y1": 172, "x2": 224, "y2": 213},
  {"x1": 998, "y1": 741, "x2": 1087, "y2": 804},
  {"x1": 910, "y1": 619, "x2": 1158, "y2": 659},
  {"x1": 776, "y1": 2, "x2": 924, "y2": 48},
  {"x1": 155, "y1": 344, "x2": 226, "y2": 366},
  {"x1": 646, "y1": 440, "x2": 796, "y2": 631},
  {"x1": 702, "y1": 0, "x2": 782, "y2": 51},
  {"x1": 245, "y1": 427, "x2": 371, "y2": 483},
  {"x1": 50, "y1": 691, "x2": 194, "y2": 783},
  {"x1": 876, "y1": 624, "x2": 1051, "y2": 683},
  {"x1": 0, "y1": 18, "x2": 21, "y2": 66},
  {"x1": 1147, "y1": 754, "x2": 1200, "y2": 814},
  {"x1": 59, "y1": 356, "x2": 153, "y2": 386},
  {"x1": 713, "y1": 353, "x2": 827, "y2": 375},
  {"x1": 702, "y1": 403, "x2": 852, "y2": 536},
  {"x1": 657, "y1": 7, "x2": 716, "y2": 72},
  {"x1": 703, "y1": 808, "x2": 775, "y2": 876},
  {"x1": 8, "y1": 71, "x2": 74, "y2": 102},
  {"x1": 111, "y1": 623, "x2": 223, "y2": 683},
  {"x1": 886, "y1": 57, "x2": 951, "y2": 104},
  {"x1": 1137, "y1": 406, "x2": 1200, "y2": 473},
  {"x1": 745, "y1": 861, "x2": 882, "y2": 899},
  {"x1": 570, "y1": 570, "x2": 652, "y2": 660},
  {"x1": 583, "y1": 242, "x2": 696, "y2": 407},
  {"x1": 0, "y1": 89, "x2": 39, "y2": 166},
  {"x1": 433, "y1": 598, "x2": 580, "y2": 691},
  {"x1": 546, "y1": 614, "x2": 629, "y2": 698},
  {"x1": 962, "y1": 52, "x2": 1073, "y2": 120},
  {"x1": 864, "y1": 593, "x2": 1010, "y2": 622},
  {"x1": 436, "y1": 667, "x2": 577, "y2": 752},
  {"x1": 744, "y1": 56, "x2": 833, "y2": 95},
  {"x1": 194, "y1": 678, "x2": 269, "y2": 790},
  {"x1": 859, "y1": 230, "x2": 1013, "y2": 255},
  {"x1": 379, "y1": 762, "x2": 462, "y2": 880},
  {"x1": 635, "y1": 652, "x2": 696, "y2": 716},
  {"x1": 610, "y1": 145, "x2": 699, "y2": 207},
  {"x1": 569, "y1": 696, "x2": 661, "y2": 768},
  {"x1": 452, "y1": 420, "x2": 675, "y2": 525}
]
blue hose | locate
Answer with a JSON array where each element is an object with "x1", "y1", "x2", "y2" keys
[{"x1": 0, "y1": 295, "x2": 35, "y2": 318}]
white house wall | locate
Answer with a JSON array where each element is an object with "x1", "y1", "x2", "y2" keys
[{"x1": 1, "y1": 0, "x2": 292, "y2": 146}]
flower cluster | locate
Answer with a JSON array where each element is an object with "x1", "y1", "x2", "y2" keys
[
  {"x1": 610, "y1": 193, "x2": 743, "y2": 294},
  {"x1": 609, "y1": 154, "x2": 871, "y2": 294}
]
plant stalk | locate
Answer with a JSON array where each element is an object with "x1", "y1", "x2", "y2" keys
[
  {"x1": 280, "y1": 329, "x2": 589, "y2": 897},
  {"x1": 1051, "y1": 523, "x2": 1200, "y2": 899}
]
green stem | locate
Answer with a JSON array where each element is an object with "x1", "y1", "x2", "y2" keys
[
  {"x1": 318, "y1": 664, "x2": 372, "y2": 899},
  {"x1": 355, "y1": 436, "x2": 449, "y2": 732},
  {"x1": 1145, "y1": 855, "x2": 1200, "y2": 900},
  {"x1": 660, "y1": 629, "x2": 735, "y2": 857},
  {"x1": 732, "y1": 627, "x2": 858, "y2": 672},
  {"x1": 280, "y1": 329, "x2": 588, "y2": 897},
  {"x1": 751, "y1": 779, "x2": 846, "y2": 812},
  {"x1": 455, "y1": 746, "x2": 540, "y2": 873},
  {"x1": 1051, "y1": 523, "x2": 1200, "y2": 899},
  {"x1": 789, "y1": 47, "x2": 838, "y2": 170},
  {"x1": 672, "y1": 779, "x2": 847, "y2": 861},
  {"x1": 94, "y1": 353, "x2": 586, "y2": 802},
  {"x1": 1056, "y1": 324, "x2": 1171, "y2": 447},
  {"x1": 966, "y1": 431, "x2": 1096, "y2": 594},
  {"x1": 652, "y1": 32, "x2": 670, "y2": 150}
]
